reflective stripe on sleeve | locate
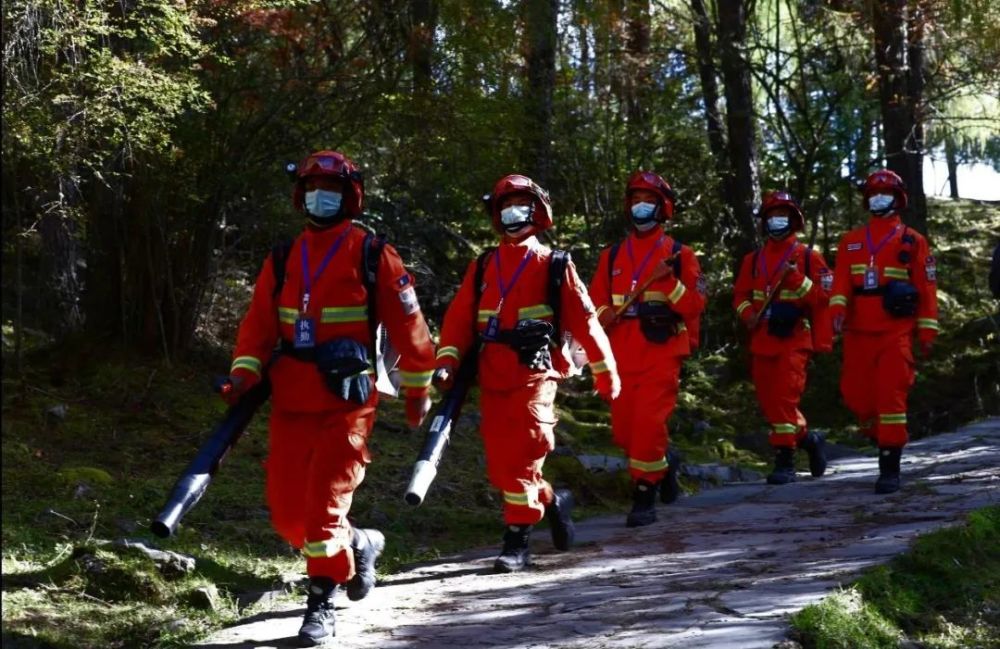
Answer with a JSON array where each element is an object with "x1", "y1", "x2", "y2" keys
[
  {"x1": 231, "y1": 356, "x2": 262, "y2": 375},
  {"x1": 400, "y1": 370, "x2": 434, "y2": 389},
  {"x1": 830, "y1": 294, "x2": 848, "y2": 307},
  {"x1": 629, "y1": 456, "x2": 668, "y2": 472},
  {"x1": 437, "y1": 346, "x2": 460, "y2": 361},
  {"x1": 917, "y1": 318, "x2": 939, "y2": 331}
]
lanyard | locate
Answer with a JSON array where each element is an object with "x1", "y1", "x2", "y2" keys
[
  {"x1": 626, "y1": 234, "x2": 666, "y2": 291},
  {"x1": 300, "y1": 226, "x2": 352, "y2": 313},
  {"x1": 493, "y1": 248, "x2": 534, "y2": 314},
  {"x1": 865, "y1": 224, "x2": 899, "y2": 265},
  {"x1": 758, "y1": 241, "x2": 797, "y2": 290}
]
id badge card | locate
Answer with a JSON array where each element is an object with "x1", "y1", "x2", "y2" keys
[
  {"x1": 482, "y1": 315, "x2": 500, "y2": 341},
  {"x1": 294, "y1": 316, "x2": 316, "y2": 349},
  {"x1": 863, "y1": 266, "x2": 879, "y2": 290}
]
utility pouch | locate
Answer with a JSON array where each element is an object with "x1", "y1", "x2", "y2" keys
[
  {"x1": 766, "y1": 302, "x2": 803, "y2": 338},
  {"x1": 496, "y1": 319, "x2": 555, "y2": 370},
  {"x1": 883, "y1": 280, "x2": 919, "y2": 317},
  {"x1": 637, "y1": 301, "x2": 682, "y2": 344},
  {"x1": 314, "y1": 338, "x2": 371, "y2": 404}
]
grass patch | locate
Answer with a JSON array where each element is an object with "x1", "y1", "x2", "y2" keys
[{"x1": 791, "y1": 505, "x2": 1000, "y2": 649}]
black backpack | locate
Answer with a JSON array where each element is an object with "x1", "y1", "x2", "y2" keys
[
  {"x1": 270, "y1": 231, "x2": 386, "y2": 367},
  {"x1": 472, "y1": 247, "x2": 571, "y2": 342},
  {"x1": 607, "y1": 237, "x2": 683, "y2": 300}
]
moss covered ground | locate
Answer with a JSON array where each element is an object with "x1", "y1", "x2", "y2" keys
[
  {"x1": 2, "y1": 198, "x2": 997, "y2": 647},
  {"x1": 790, "y1": 505, "x2": 1000, "y2": 649}
]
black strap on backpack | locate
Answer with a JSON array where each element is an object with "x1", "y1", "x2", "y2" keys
[
  {"x1": 472, "y1": 246, "x2": 569, "y2": 342},
  {"x1": 270, "y1": 229, "x2": 385, "y2": 374},
  {"x1": 752, "y1": 242, "x2": 812, "y2": 281},
  {"x1": 608, "y1": 237, "x2": 682, "y2": 303},
  {"x1": 547, "y1": 250, "x2": 570, "y2": 341},
  {"x1": 361, "y1": 233, "x2": 387, "y2": 366},
  {"x1": 271, "y1": 239, "x2": 294, "y2": 299}
]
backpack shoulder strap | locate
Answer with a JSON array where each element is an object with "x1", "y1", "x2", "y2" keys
[
  {"x1": 607, "y1": 242, "x2": 621, "y2": 302},
  {"x1": 800, "y1": 242, "x2": 812, "y2": 278},
  {"x1": 671, "y1": 238, "x2": 683, "y2": 277},
  {"x1": 472, "y1": 247, "x2": 494, "y2": 335},
  {"x1": 751, "y1": 247, "x2": 760, "y2": 279},
  {"x1": 270, "y1": 238, "x2": 294, "y2": 299},
  {"x1": 362, "y1": 232, "x2": 387, "y2": 370},
  {"x1": 548, "y1": 250, "x2": 570, "y2": 338}
]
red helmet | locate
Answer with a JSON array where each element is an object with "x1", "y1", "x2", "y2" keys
[
  {"x1": 483, "y1": 174, "x2": 553, "y2": 233},
  {"x1": 758, "y1": 190, "x2": 805, "y2": 232},
  {"x1": 625, "y1": 171, "x2": 676, "y2": 221},
  {"x1": 291, "y1": 150, "x2": 364, "y2": 217},
  {"x1": 861, "y1": 169, "x2": 908, "y2": 210}
]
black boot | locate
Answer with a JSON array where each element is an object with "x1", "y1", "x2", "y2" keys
[
  {"x1": 297, "y1": 577, "x2": 336, "y2": 647},
  {"x1": 346, "y1": 528, "x2": 385, "y2": 601},
  {"x1": 659, "y1": 450, "x2": 682, "y2": 504},
  {"x1": 874, "y1": 447, "x2": 902, "y2": 494},
  {"x1": 626, "y1": 480, "x2": 657, "y2": 527},
  {"x1": 494, "y1": 525, "x2": 532, "y2": 573},
  {"x1": 800, "y1": 431, "x2": 828, "y2": 477},
  {"x1": 545, "y1": 489, "x2": 575, "y2": 551},
  {"x1": 767, "y1": 447, "x2": 797, "y2": 485}
]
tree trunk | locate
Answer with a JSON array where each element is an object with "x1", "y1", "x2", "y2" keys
[
  {"x1": 409, "y1": 0, "x2": 436, "y2": 95},
  {"x1": 716, "y1": 0, "x2": 760, "y2": 257},
  {"x1": 945, "y1": 136, "x2": 959, "y2": 199},
  {"x1": 624, "y1": 0, "x2": 652, "y2": 166},
  {"x1": 690, "y1": 0, "x2": 729, "y2": 186},
  {"x1": 523, "y1": 0, "x2": 558, "y2": 186},
  {"x1": 871, "y1": 0, "x2": 928, "y2": 233}
]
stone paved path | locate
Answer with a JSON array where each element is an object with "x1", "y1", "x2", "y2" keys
[{"x1": 199, "y1": 418, "x2": 999, "y2": 649}]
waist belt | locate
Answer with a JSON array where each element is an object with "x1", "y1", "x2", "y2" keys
[
  {"x1": 279, "y1": 339, "x2": 318, "y2": 362},
  {"x1": 853, "y1": 287, "x2": 886, "y2": 296}
]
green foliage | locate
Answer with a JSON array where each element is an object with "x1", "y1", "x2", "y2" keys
[{"x1": 792, "y1": 506, "x2": 1000, "y2": 649}]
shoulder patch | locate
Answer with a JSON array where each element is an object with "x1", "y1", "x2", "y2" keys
[
  {"x1": 847, "y1": 242, "x2": 863, "y2": 251},
  {"x1": 399, "y1": 285, "x2": 420, "y2": 315},
  {"x1": 925, "y1": 255, "x2": 937, "y2": 282},
  {"x1": 397, "y1": 273, "x2": 411, "y2": 287},
  {"x1": 696, "y1": 274, "x2": 708, "y2": 296},
  {"x1": 611, "y1": 267, "x2": 623, "y2": 277}
]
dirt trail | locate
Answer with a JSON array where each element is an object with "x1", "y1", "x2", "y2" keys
[{"x1": 199, "y1": 418, "x2": 999, "y2": 649}]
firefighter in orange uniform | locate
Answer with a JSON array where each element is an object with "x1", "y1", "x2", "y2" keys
[
  {"x1": 433, "y1": 174, "x2": 620, "y2": 573},
  {"x1": 223, "y1": 151, "x2": 436, "y2": 647},
  {"x1": 829, "y1": 170, "x2": 938, "y2": 494},
  {"x1": 732, "y1": 191, "x2": 833, "y2": 485},
  {"x1": 589, "y1": 171, "x2": 707, "y2": 527}
]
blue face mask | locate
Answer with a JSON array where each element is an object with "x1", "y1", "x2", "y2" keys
[
  {"x1": 500, "y1": 205, "x2": 533, "y2": 233},
  {"x1": 767, "y1": 215, "x2": 791, "y2": 238},
  {"x1": 868, "y1": 194, "x2": 895, "y2": 215},
  {"x1": 305, "y1": 189, "x2": 343, "y2": 220},
  {"x1": 631, "y1": 202, "x2": 658, "y2": 231}
]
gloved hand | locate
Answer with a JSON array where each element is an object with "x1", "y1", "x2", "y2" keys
[
  {"x1": 217, "y1": 368, "x2": 260, "y2": 406},
  {"x1": 432, "y1": 365, "x2": 455, "y2": 391},
  {"x1": 831, "y1": 308, "x2": 846, "y2": 335},
  {"x1": 597, "y1": 306, "x2": 617, "y2": 329},
  {"x1": 593, "y1": 368, "x2": 621, "y2": 403},
  {"x1": 918, "y1": 328, "x2": 936, "y2": 358},
  {"x1": 405, "y1": 391, "x2": 432, "y2": 429}
]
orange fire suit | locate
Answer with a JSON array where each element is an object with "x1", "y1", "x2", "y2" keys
[
  {"x1": 230, "y1": 220, "x2": 435, "y2": 582},
  {"x1": 436, "y1": 236, "x2": 618, "y2": 526},
  {"x1": 588, "y1": 225, "x2": 706, "y2": 483},
  {"x1": 732, "y1": 237, "x2": 833, "y2": 448},
  {"x1": 829, "y1": 215, "x2": 938, "y2": 448}
]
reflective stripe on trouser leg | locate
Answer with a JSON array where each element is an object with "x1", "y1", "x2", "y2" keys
[
  {"x1": 480, "y1": 380, "x2": 558, "y2": 525},
  {"x1": 611, "y1": 358, "x2": 681, "y2": 484},
  {"x1": 295, "y1": 401, "x2": 376, "y2": 582},
  {"x1": 752, "y1": 350, "x2": 810, "y2": 449},
  {"x1": 841, "y1": 332, "x2": 880, "y2": 435},
  {"x1": 874, "y1": 331, "x2": 914, "y2": 448}
]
